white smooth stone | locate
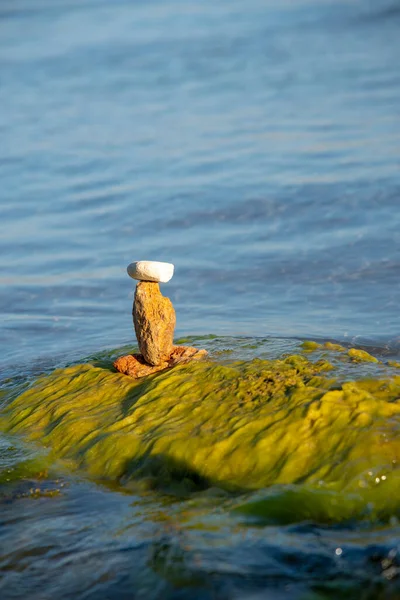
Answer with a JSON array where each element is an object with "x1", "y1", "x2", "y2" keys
[{"x1": 127, "y1": 261, "x2": 174, "y2": 283}]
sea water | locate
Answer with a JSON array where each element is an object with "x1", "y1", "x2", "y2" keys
[{"x1": 1, "y1": 0, "x2": 399, "y2": 598}]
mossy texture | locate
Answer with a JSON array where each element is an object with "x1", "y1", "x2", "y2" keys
[
  {"x1": 1, "y1": 352, "x2": 400, "y2": 504},
  {"x1": 348, "y1": 348, "x2": 380, "y2": 363}
]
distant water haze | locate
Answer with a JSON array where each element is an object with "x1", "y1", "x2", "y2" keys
[{"x1": 0, "y1": 0, "x2": 399, "y2": 368}]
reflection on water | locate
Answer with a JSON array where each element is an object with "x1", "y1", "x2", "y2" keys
[{"x1": 1, "y1": 465, "x2": 400, "y2": 599}]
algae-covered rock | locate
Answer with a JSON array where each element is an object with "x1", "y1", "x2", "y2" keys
[
  {"x1": 1, "y1": 352, "x2": 400, "y2": 507},
  {"x1": 301, "y1": 341, "x2": 346, "y2": 353},
  {"x1": 348, "y1": 348, "x2": 379, "y2": 363},
  {"x1": 388, "y1": 360, "x2": 400, "y2": 369},
  {"x1": 324, "y1": 341, "x2": 346, "y2": 352},
  {"x1": 301, "y1": 341, "x2": 322, "y2": 353}
]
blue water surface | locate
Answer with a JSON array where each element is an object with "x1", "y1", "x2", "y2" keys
[
  {"x1": 1, "y1": 1, "x2": 400, "y2": 598},
  {"x1": 1, "y1": 0, "x2": 399, "y2": 369}
]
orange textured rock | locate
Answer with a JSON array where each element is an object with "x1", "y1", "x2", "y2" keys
[
  {"x1": 113, "y1": 346, "x2": 207, "y2": 379},
  {"x1": 167, "y1": 345, "x2": 208, "y2": 367},
  {"x1": 113, "y1": 354, "x2": 168, "y2": 378},
  {"x1": 133, "y1": 281, "x2": 176, "y2": 366}
]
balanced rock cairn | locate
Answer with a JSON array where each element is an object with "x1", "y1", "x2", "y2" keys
[{"x1": 113, "y1": 261, "x2": 207, "y2": 378}]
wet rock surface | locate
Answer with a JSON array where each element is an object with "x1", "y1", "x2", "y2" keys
[
  {"x1": 4, "y1": 345, "x2": 400, "y2": 503},
  {"x1": 113, "y1": 346, "x2": 207, "y2": 378}
]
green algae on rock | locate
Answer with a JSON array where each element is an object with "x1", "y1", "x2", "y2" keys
[
  {"x1": 388, "y1": 360, "x2": 400, "y2": 369},
  {"x1": 301, "y1": 341, "x2": 346, "y2": 353},
  {"x1": 348, "y1": 348, "x2": 380, "y2": 363},
  {"x1": 1, "y1": 347, "x2": 400, "y2": 518},
  {"x1": 233, "y1": 468, "x2": 400, "y2": 525},
  {"x1": 300, "y1": 340, "x2": 322, "y2": 353}
]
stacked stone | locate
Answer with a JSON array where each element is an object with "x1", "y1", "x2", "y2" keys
[{"x1": 113, "y1": 261, "x2": 206, "y2": 378}]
